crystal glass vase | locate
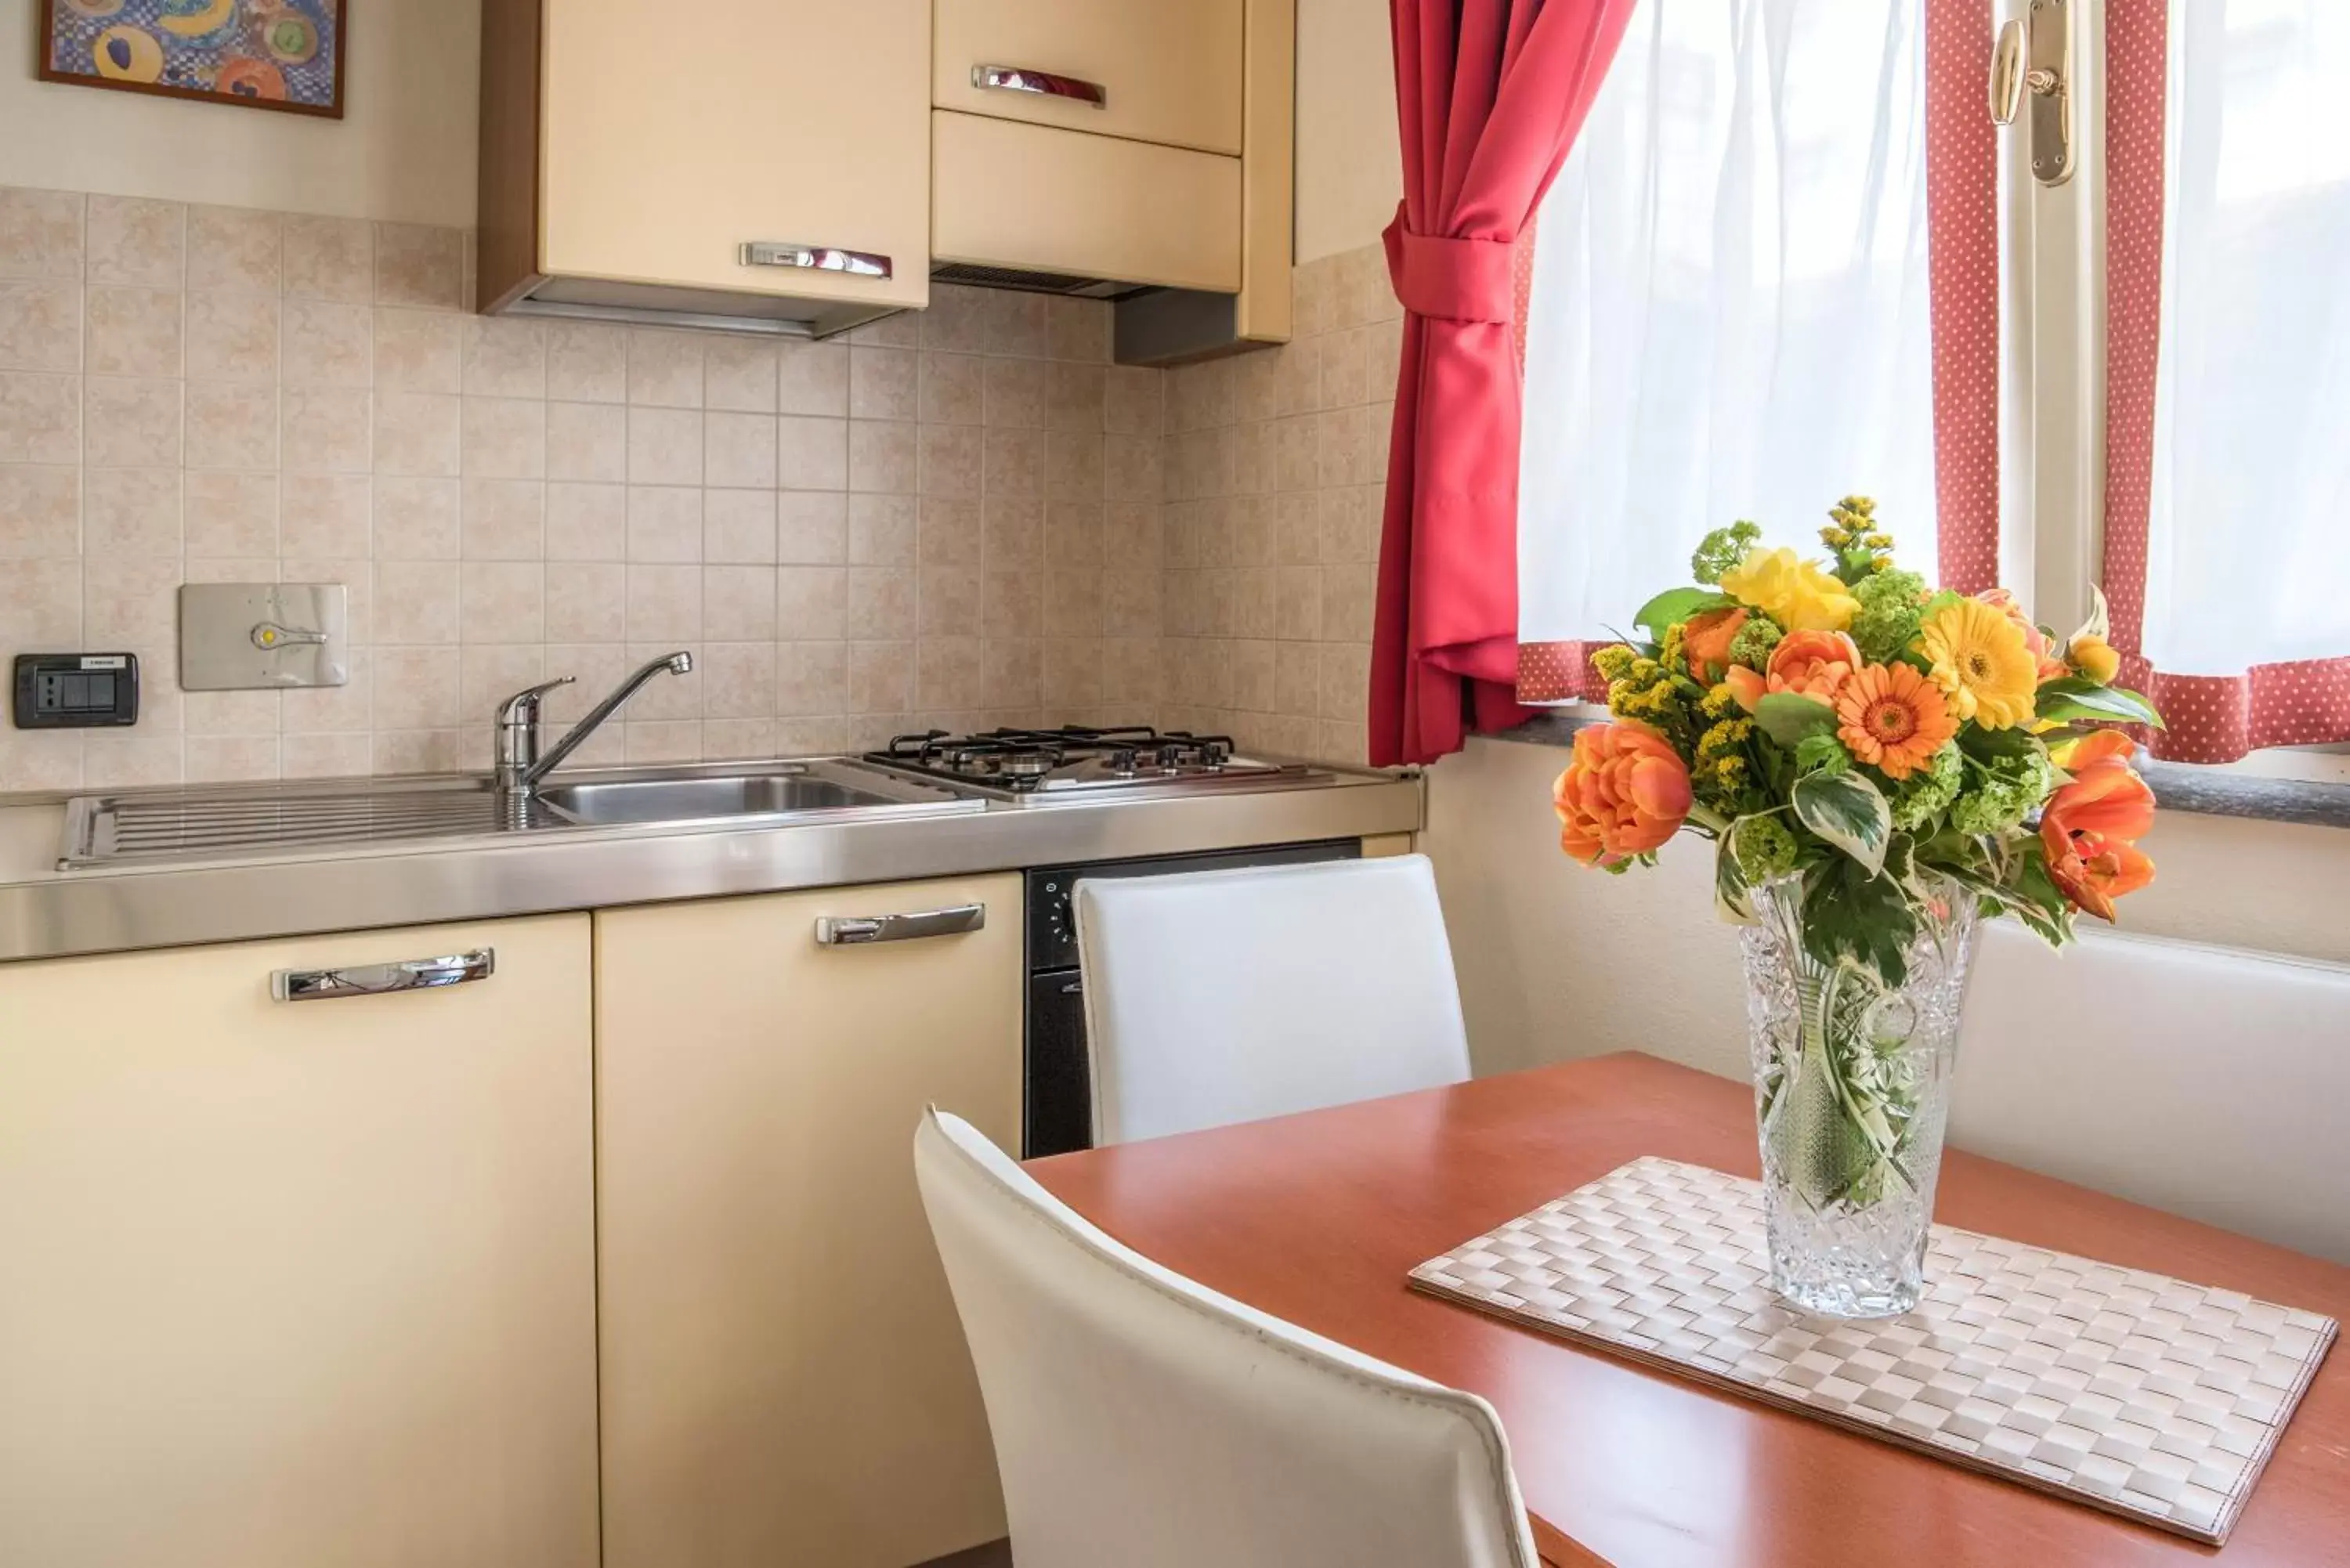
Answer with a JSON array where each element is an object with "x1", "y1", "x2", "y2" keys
[{"x1": 1741, "y1": 873, "x2": 1979, "y2": 1318}]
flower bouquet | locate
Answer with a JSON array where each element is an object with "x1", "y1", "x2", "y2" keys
[{"x1": 1553, "y1": 498, "x2": 2164, "y2": 1316}]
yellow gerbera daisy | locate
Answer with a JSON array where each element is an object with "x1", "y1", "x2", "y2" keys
[{"x1": 1918, "y1": 597, "x2": 2039, "y2": 728}]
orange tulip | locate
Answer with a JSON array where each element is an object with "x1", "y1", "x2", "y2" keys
[
  {"x1": 1723, "y1": 628, "x2": 1863, "y2": 713},
  {"x1": 2040, "y1": 729, "x2": 2157, "y2": 919},
  {"x1": 1681, "y1": 605, "x2": 1749, "y2": 685},
  {"x1": 1554, "y1": 721, "x2": 1694, "y2": 868},
  {"x1": 1978, "y1": 587, "x2": 2066, "y2": 683}
]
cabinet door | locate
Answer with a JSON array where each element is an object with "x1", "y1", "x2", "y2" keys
[
  {"x1": 597, "y1": 874, "x2": 1024, "y2": 1568},
  {"x1": 935, "y1": 0, "x2": 1246, "y2": 155},
  {"x1": 933, "y1": 111, "x2": 1243, "y2": 292},
  {"x1": 0, "y1": 916, "x2": 599, "y2": 1568},
  {"x1": 540, "y1": 0, "x2": 930, "y2": 309}
]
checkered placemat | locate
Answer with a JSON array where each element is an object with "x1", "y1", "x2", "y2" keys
[{"x1": 1408, "y1": 1157, "x2": 2336, "y2": 1545}]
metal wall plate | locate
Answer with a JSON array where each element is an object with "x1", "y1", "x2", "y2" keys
[{"x1": 179, "y1": 583, "x2": 350, "y2": 691}]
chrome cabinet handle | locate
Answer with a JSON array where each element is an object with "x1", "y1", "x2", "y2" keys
[
  {"x1": 972, "y1": 63, "x2": 1107, "y2": 109},
  {"x1": 737, "y1": 241, "x2": 893, "y2": 280},
  {"x1": 271, "y1": 948, "x2": 495, "y2": 1002},
  {"x1": 815, "y1": 905, "x2": 986, "y2": 946}
]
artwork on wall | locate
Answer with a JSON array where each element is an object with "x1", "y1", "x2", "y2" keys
[{"x1": 37, "y1": 0, "x2": 347, "y2": 119}]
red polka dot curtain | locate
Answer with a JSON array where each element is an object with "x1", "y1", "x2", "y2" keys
[{"x1": 2102, "y1": 0, "x2": 2350, "y2": 763}]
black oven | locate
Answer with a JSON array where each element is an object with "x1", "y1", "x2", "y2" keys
[{"x1": 1021, "y1": 838, "x2": 1361, "y2": 1158}]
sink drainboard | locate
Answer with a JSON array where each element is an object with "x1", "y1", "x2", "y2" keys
[{"x1": 59, "y1": 784, "x2": 537, "y2": 869}]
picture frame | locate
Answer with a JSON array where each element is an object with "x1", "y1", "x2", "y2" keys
[{"x1": 36, "y1": 0, "x2": 348, "y2": 121}]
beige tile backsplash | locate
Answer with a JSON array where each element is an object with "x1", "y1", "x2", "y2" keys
[{"x1": 0, "y1": 182, "x2": 1396, "y2": 793}]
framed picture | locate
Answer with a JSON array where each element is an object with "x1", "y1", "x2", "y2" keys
[{"x1": 37, "y1": 1, "x2": 347, "y2": 120}]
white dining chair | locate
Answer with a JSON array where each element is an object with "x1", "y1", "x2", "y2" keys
[
  {"x1": 1073, "y1": 853, "x2": 1472, "y2": 1144},
  {"x1": 913, "y1": 1107, "x2": 1540, "y2": 1568}
]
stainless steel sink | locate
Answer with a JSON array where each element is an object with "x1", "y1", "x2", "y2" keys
[
  {"x1": 58, "y1": 759, "x2": 981, "y2": 869},
  {"x1": 537, "y1": 766, "x2": 916, "y2": 826}
]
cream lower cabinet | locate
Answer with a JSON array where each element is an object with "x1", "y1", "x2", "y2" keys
[
  {"x1": 0, "y1": 916, "x2": 599, "y2": 1568},
  {"x1": 595, "y1": 873, "x2": 1025, "y2": 1568}
]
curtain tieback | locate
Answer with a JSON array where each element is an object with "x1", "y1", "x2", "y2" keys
[{"x1": 1382, "y1": 205, "x2": 1515, "y2": 323}]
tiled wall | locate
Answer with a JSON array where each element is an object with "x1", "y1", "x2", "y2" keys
[
  {"x1": 1158, "y1": 241, "x2": 1398, "y2": 766},
  {"x1": 0, "y1": 184, "x2": 1170, "y2": 792}
]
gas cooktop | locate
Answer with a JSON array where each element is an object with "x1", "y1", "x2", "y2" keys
[{"x1": 861, "y1": 726, "x2": 1323, "y2": 800}]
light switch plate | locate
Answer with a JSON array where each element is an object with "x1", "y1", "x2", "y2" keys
[{"x1": 179, "y1": 583, "x2": 351, "y2": 691}]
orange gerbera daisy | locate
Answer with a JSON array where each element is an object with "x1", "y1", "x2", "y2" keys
[{"x1": 1835, "y1": 663, "x2": 1957, "y2": 779}]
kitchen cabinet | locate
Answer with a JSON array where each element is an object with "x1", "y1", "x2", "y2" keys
[
  {"x1": 479, "y1": 0, "x2": 929, "y2": 334},
  {"x1": 934, "y1": 112, "x2": 1244, "y2": 293},
  {"x1": 0, "y1": 916, "x2": 599, "y2": 1568},
  {"x1": 931, "y1": 0, "x2": 1294, "y2": 356},
  {"x1": 595, "y1": 873, "x2": 1025, "y2": 1568},
  {"x1": 934, "y1": 0, "x2": 1246, "y2": 154}
]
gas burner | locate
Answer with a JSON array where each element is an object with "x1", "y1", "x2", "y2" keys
[{"x1": 862, "y1": 725, "x2": 1316, "y2": 801}]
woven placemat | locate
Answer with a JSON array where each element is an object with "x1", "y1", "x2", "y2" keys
[{"x1": 1409, "y1": 1157, "x2": 2336, "y2": 1545}]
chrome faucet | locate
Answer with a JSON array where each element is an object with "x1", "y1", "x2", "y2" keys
[{"x1": 494, "y1": 651, "x2": 693, "y2": 799}]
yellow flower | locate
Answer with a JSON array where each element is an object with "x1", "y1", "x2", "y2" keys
[
  {"x1": 1918, "y1": 597, "x2": 2040, "y2": 729},
  {"x1": 1718, "y1": 547, "x2": 1859, "y2": 633}
]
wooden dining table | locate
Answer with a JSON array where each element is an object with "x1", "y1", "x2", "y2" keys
[{"x1": 1023, "y1": 1052, "x2": 2350, "y2": 1568}]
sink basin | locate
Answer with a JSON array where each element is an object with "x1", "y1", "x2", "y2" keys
[{"x1": 537, "y1": 771, "x2": 905, "y2": 826}]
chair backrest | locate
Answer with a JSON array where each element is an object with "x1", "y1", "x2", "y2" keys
[
  {"x1": 1074, "y1": 853, "x2": 1472, "y2": 1144},
  {"x1": 913, "y1": 1108, "x2": 1539, "y2": 1568},
  {"x1": 1954, "y1": 919, "x2": 2350, "y2": 1263}
]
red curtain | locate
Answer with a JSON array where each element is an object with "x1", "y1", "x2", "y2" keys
[
  {"x1": 1369, "y1": 0, "x2": 1637, "y2": 766},
  {"x1": 2099, "y1": 1, "x2": 2350, "y2": 761}
]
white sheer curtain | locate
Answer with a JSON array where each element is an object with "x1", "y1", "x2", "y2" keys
[
  {"x1": 1517, "y1": 0, "x2": 1936, "y2": 655},
  {"x1": 2144, "y1": 0, "x2": 2350, "y2": 674}
]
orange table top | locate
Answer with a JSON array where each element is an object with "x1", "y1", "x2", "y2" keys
[{"x1": 1025, "y1": 1053, "x2": 2350, "y2": 1568}]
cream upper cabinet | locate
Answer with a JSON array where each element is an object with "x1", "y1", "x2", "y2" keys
[
  {"x1": 935, "y1": 0, "x2": 1246, "y2": 155},
  {"x1": 480, "y1": 0, "x2": 930, "y2": 333},
  {"x1": 596, "y1": 874, "x2": 1025, "y2": 1568},
  {"x1": 0, "y1": 916, "x2": 599, "y2": 1568}
]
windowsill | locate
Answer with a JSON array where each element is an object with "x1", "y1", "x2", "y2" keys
[{"x1": 1490, "y1": 712, "x2": 2350, "y2": 832}]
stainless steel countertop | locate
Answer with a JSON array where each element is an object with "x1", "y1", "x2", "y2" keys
[{"x1": 0, "y1": 761, "x2": 1423, "y2": 964}]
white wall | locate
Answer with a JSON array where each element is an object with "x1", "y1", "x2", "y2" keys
[
  {"x1": 1295, "y1": 0, "x2": 1401, "y2": 265},
  {"x1": 0, "y1": 0, "x2": 479, "y2": 227}
]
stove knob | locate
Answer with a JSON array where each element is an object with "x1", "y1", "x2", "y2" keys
[
  {"x1": 1201, "y1": 739, "x2": 1233, "y2": 767},
  {"x1": 1108, "y1": 747, "x2": 1138, "y2": 774},
  {"x1": 1155, "y1": 743, "x2": 1187, "y2": 770}
]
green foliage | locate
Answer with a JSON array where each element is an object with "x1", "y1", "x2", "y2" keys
[
  {"x1": 1754, "y1": 693, "x2": 1839, "y2": 747},
  {"x1": 2034, "y1": 677, "x2": 2165, "y2": 729},
  {"x1": 1850, "y1": 569, "x2": 1929, "y2": 663},
  {"x1": 1800, "y1": 842, "x2": 1921, "y2": 985},
  {"x1": 1949, "y1": 743, "x2": 2057, "y2": 835},
  {"x1": 1726, "y1": 613, "x2": 1784, "y2": 670},
  {"x1": 1889, "y1": 741, "x2": 1964, "y2": 832},
  {"x1": 1631, "y1": 586, "x2": 1734, "y2": 640},
  {"x1": 1791, "y1": 768, "x2": 1893, "y2": 876},
  {"x1": 1690, "y1": 520, "x2": 1763, "y2": 586},
  {"x1": 1730, "y1": 814, "x2": 1800, "y2": 884},
  {"x1": 1795, "y1": 731, "x2": 1853, "y2": 778}
]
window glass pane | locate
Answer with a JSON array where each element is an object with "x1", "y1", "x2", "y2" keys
[
  {"x1": 2145, "y1": 0, "x2": 2350, "y2": 672},
  {"x1": 1518, "y1": 0, "x2": 1937, "y2": 650}
]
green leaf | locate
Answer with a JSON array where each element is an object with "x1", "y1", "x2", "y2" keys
[
  {"x1": 1794, "y1": 732, "x2": 1851, "y2": 777},
  {"x1": 1754, "y1": 693, "x2": 1840, "y2": 747},
  {"x1": 1957, "y1": 722, "x2": 2048, "y2": 764},
  {"x1": 1714, "y1": 833, "x2": 1754, "y2": 923},
  {"x1": 1632, "y1": 586, "x2": 1733, "y2": 639},
  {"x1": 2035, "y1": 677, "x2": 2165, "y2": 729},
  {"x1": 1799, "y1": 854, "x2": 1920, "y2": 985},
  {"x1": 1791, "y1": 769, "x2": 1893, "y2": 877}
]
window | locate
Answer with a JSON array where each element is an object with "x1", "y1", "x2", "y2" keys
[
  {"x1": 1516, "y1": 0, "x2": 1938, "y2": 698},
  {"x1": 1517, "y1": 0, "x2": 2350, "y2": 766}
]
